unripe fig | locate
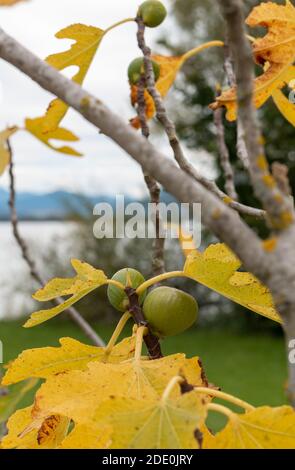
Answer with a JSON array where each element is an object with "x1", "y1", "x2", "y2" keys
[
  {"x1": 143, "y1": 286, "x2": 198, "y2": 338},
  {"x1": 107, "y1": 268, "x2": 146, "y2": 312},
  {"x1": 138, "y1": 1, "x2": 167, "y2": 28},
  {"x1": 128, "y1": 57, "x2": 160, "y2": 85}
]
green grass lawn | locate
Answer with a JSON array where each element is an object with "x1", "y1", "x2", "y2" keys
[{"x1": 0, "y1": 320, "x2": 288, "y2": 432}]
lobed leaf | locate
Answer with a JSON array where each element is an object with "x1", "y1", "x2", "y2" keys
[
  {"x1": 41, "y1": 24, "x2": 104, "y2": 133},
  {"x1": 204, "y1": 406, "x2": 295, "y2": 449},
  {"x1": 25, "y1": 117, "x2": 82, "y2": 157},
  {"x1": 2, "y1": 336, "x2": 136, "y2": 386},
  {"x1": 24, "y1": 259, "x2": 108, "y2": 328},
  {"x1": 87, "y1": 391, "x2": 207, "y2": 449},
  {"x1": 30, "y1": 354, "x2": 206, "y2": 424},
  {"x1": 184, "y1": 244, "x2": 281, "y2": 323}
]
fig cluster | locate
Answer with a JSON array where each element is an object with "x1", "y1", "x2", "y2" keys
[{"x1": 108, "y1": 268, "x2": 198, "y2": 337}]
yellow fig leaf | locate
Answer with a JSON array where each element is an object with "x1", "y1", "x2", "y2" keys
[
  {"x1": 2, "y1": 406, "x2": 70, "y2": 449},
  {"x1": 24, "y1": 259, "x2": 108, "y2": 328},
  {"x1": 0, "y1": 127, "x2": 18, "y2": 175},
  {"x1": 59, "y1": 423, "x2": 113, "y2": 449},
  {"x1": 204, "y1": 406, "x2": 295, "y2": 449},
  {"x1": 40, "y1": 24, "x2": 104, "y2": 133},
  {"x1": 31, "y1": 354, "x2": 206, "y2": 424},
  {"x1": 89, "y1": 390, "x2": 206, "y2": 449},
  {"x1": 25, "y1": 117, "x2": 82, "y2": 157},
  {"x1": 0, "y1": 378, "x2": 38, "y2": 423},
  {"x1": 247, "y1": 1, "x2": 295, "y2": 67},
  {"x1": 2, "y1": 336, "x2": 136, "y2": 386},
  {"x1": 272, "y1": 88, "x2": 295, "y2": 127},
  {"x1": 184, "y1": 244, "x2": 281, "y2": 323},
  {"x1": 211, "y1": 65, "x2": 294, "y2": 122},
  {"x1": 210, "y1": 1, "x2": 295, "y2": 124}
]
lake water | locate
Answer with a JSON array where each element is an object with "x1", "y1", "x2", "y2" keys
[{"x1": 0, "y1": 221, "x2": 75, "y2": 319}]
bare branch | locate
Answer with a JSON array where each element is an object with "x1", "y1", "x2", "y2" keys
[
  {"x1": 214, "y1": 106, "x2": 238, "y2": 200},
  {"x1": 271, "y1": 162, "x2": 292, "y2": 198},
  {"x1": 218, "y1": 0, "x2": 294, "y2": 231},
  {"x1": 0, "y1": 27, "x2": 270, "y2": 280},
  {"x1": 136, "y1": 77, "x2": 165, "y2": 276},
  {"x1": 7, "y1": 140, "x2": 105, "y2": 347},
  {"x1": 223, "y1": 38, "x2": 250, "y2": 171},
  {"x1": 236, "y1": 121, "x2": 250, "y2": 171}
]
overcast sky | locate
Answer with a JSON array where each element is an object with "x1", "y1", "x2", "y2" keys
[{"x1": 0, "y1": 0, "x2": 215, "y2": 197}]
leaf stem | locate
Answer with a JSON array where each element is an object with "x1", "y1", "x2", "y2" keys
[
  {"x1": 103, "y1": 18, "x2": 135, "y2": 36},
  {"x1": 182, "y1": 41, "x2": 224, "y2": 62},
  {"x1": 106, "y1": 279, "x2": 125, "y2": 290},
  {"x1": 136, "y1": 271, "x2": 186, "y2": 295},
  {"x1": 161, "y1": 376, "x2": 184, "y2": 403},
  {"x1": 207, "y1": 403, "x2": 235, "y2": 420},
  {"x1": 134, "y1": 325, "x2": 148, "y2": 363},
  {"x1": 194, "y1": 387, "x2": 255, "y2": 412},
  {"x1": 104, "y1": 311, "x2": 132, "y2": 355}
]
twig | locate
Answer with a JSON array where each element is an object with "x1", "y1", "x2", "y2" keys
[
  {"x1": 136, "y1": 77, "x2": 165, "y2": 276},
  {"x1": 236, "y1": 121, "x2": 250, "y2": 170},
  {"x1": 125, "y1": 287, "x2": 163, "y2": 359},
  {"x1": 223, "y1": 39, "x2": 235, "y2": 87},
  {"x1": 218, "y1": 0, "x2": 294, "y2": 230},
  {"x1": 223, "y1": 37, "x2": 250, "y2": 171},
  {"x1": 214, "y1": 106, "x2": 238, "y2": 200},
  {"x1": 271, "y1": 162, "x2": 292, "y2": 198},
  {"x1": 135, "y1": 17, "x2": 264, "y2": 219},
  {"x1": 7, "y1": 140, "x2": 105, "y2": 347}
]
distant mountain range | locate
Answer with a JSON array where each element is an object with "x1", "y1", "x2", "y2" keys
[{"x1": 0, "y1": 189, "x2": 177, "y2": 221}]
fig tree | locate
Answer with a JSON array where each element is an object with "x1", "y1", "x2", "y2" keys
[
  {"x1": 138, "y1": 1, "x2": 167, "y2": 28},
  {"x1": 143, "y1": 286, "x2": 198, "y2": 337},
  {"x1": 128, "y1": 57, "x2": 160, "y2": 85},
  {"x1": 107, "y1": 268, "x2": 146, "y2": 312}
]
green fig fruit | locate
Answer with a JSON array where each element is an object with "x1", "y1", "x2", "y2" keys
[
  {"x1": 107, "y1": 268, "x2": 146, "y2": 312},
  {"x1": 138, "y1": 1, "x2": 167, "y2": 28},
  {"x1": 128, "y1": 57, "x2": 160, "y2": 85},
  {"x1": 143, "y1": 286, "x2": 198, "y2": 337}
]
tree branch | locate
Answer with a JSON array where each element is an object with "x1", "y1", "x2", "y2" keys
[
  {"x1": 218, "y1": 0, "x2": 294, "y2": 231},
  {"x1": 0, "y1": 27, "x2": 269, "y2": 281},
  {"x1": 214, "y1": 106, "x2": 238, "y2": 200},
  {"x1": 136, "y1": 76, "x2": 165, "y2": 276},
  {"x1": 7, "y1": 140, "x2": 105, "y2": 347},
  {"x1": 223, "y1": 38, "x2": 250, "y2": 171}
]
